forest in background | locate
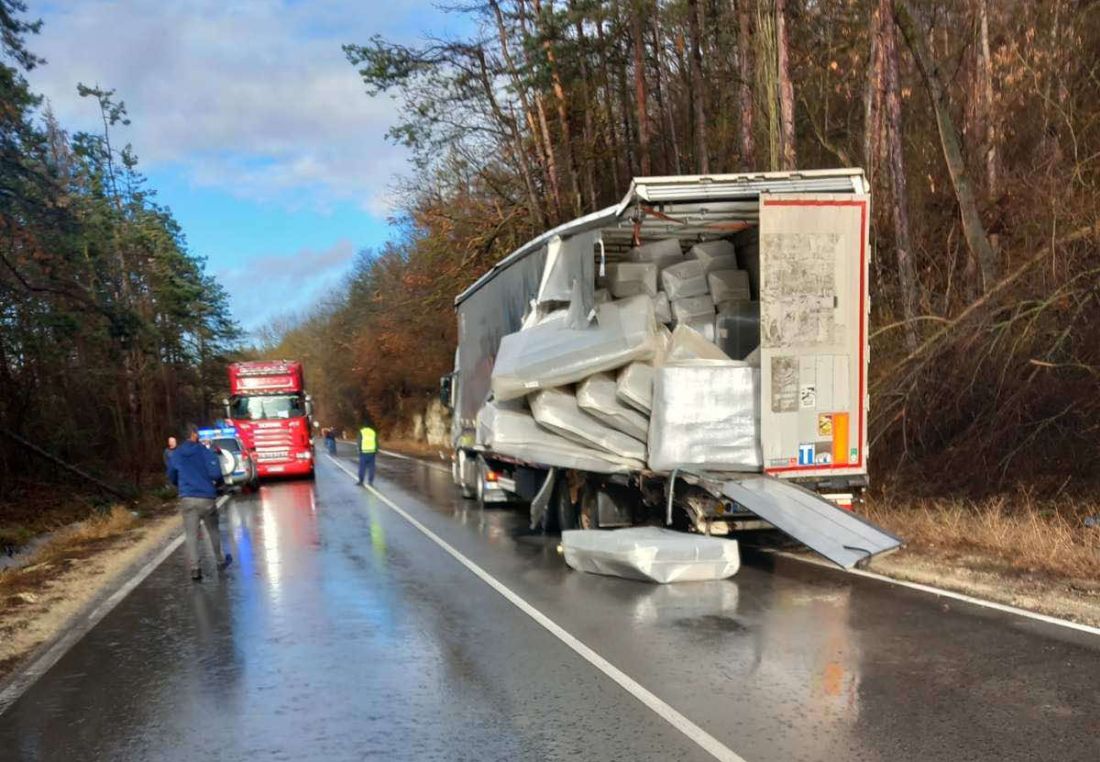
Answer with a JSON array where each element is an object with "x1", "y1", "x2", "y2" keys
[
  {"x1": 264, "y1": 0, "x2": 1099, "y2": 497},
  {"x1": 0, "y1": 0, "x2": 239, "y2": 507}
]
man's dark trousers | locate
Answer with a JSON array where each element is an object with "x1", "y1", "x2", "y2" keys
[{"x1": 358, "y1": 452, "x2": 376, "y2": 486}]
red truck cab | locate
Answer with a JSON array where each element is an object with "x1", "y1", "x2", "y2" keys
[{"x1": 225, "y1": 360, "x2": 315, "y2": 478}]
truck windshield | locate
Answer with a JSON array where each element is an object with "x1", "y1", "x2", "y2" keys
[{"x1": 229, "y1": 395, "x2": 305, "y2": 420}]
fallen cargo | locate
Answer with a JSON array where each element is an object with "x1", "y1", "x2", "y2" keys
[{"x1": 440, "y1": 170, "x2": 901, "y2": 570}]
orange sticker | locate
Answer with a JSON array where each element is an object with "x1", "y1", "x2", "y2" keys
[{"x1": 831, "y1": 413, "x2": 850, "y2": 465}]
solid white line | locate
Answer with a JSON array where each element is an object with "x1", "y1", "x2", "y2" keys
[
  {"x1": 772, "y1": 550, "x2": 1100, "y2": 637},
  {"x1": 326, "y1": 454, "x2": 745, "y2": 762},
  {"x1": 0, "y1": 494, "x2": 232, "y2": 714}
]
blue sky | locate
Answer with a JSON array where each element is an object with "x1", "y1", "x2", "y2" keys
[{"x1": 24, "y1": 0, "x2": 469, "y2": 334}]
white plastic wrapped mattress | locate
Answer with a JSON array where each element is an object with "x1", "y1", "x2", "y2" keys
[
  {"x1": 664, "y1": 323, "x2": 730, "y2": 362},
  {"x1": 660, "y1": 259, "x2": 709, "y2": 300},
  {"x1": 670, "y1": 294, "x2": 715, "y2": 324},
  {"x1": 654, "y1": 291, "x2": 672, "y2": 324},
  {"x1": 492, "y1": 295, "x2": 659, "y2": 400},
  {"x1": 562, "y1": 527, "x2": 741, "y2": 583},
  {"x1": 607, "y1": 262, "x2": 658, "y2": 298},
  {"x1": 708, "y1": 269, "x2": 751, "y2": 303},
  {"x1": 477, "y1": 402, "x2": 641, "y2": 473},
  {"x1": 529, "y1": 387, "x2": 647, "y2": 462},
  {"x1": 648, "y1": 361, "x2": 762, "y2": 472},
  {"x1": 576, "y1": 372, "x2": 649, "y2": 442},
  {"x1": 629, "y1": 238, "x2": 684, "y2": 271},
  {"x1": 616, "y1": 361, "x2": 655, "y2": 414},
  {"x1": 689, "y1": 239, "x2": 736, "y2": 266}
]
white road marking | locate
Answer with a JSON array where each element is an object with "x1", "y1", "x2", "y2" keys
[
  {"x1": 0, "y1": 494, "x2": 231, "y2": 714},
  {"x1": 326, "y1": 454, "x2": 746, "y2": 762},
  {"x1": 772, "y1": 550, "x2": 1100, "y2": 637}
]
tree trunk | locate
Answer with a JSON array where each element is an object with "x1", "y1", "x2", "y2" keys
[
  {"x1": 775, "y1": 0, "x2": 796, "y2": 169},
  {"x1": 570, "y1": 1, "x2": 600, "y2": 208},
  {"x1": 631, "y1": 1, "x2": 652, "y2": 175},
  {"x1": 492, "y1": 0, "x2": 562, "y2": 218},
  {"x1": 894, "y1": 0, "x2": 998, "y2": 290},
  {"x1": 978, "y1": 0, "x2": 998, "y2": 198},
  {"x1": 863, "y1": 2, "x2": 885, "y2": 179},
  {"x1": 532, "y1": 0, "x2": 582, "y2": 216},
  {"x1": 650, "y1": 22, "x2": 681, "y2": 174},
  {"x1": 595, "y1": 15, "x2": 628, "y2": 190},
  {"x1": 687, "y1": 0, "x2": 709, "y2": 173},
  {"x1": 756, "y1": 0, "x2": 781, "y2": 170},
  {"x1": 736, "y1": 0, "x2": 755, "y2": 169},
  {"x1": 881, "y1": 0, "x2": 918, "y2": 350}
]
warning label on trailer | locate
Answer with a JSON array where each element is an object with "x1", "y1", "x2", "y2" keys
[{"x1": 771, "y1": 356, "x2": 799, "y2": 413}]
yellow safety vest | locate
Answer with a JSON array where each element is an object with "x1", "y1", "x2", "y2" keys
[{"x1": 359, "y1": 427, "x2": 377, "y2": 453}]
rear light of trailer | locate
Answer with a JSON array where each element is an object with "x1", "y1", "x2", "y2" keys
[{"x1": 485, "y1": 469, "x2": 500, "y2": 482}]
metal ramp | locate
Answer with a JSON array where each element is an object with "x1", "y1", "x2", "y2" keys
[{"x1": 721, "y1": 475, "x2": 902, "y2": 569}]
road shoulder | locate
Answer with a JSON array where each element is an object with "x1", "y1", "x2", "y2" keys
[{"x1": 0, "y1": 506, "x2": 182, "y2": 693}]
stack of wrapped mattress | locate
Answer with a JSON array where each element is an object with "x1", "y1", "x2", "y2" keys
[{"x1": 483, "y1": 238, "x2": 762, "y2": 475}]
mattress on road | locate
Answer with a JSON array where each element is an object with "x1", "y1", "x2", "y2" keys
[{"x1": 562, "y1": 527, "x2": 740, "y2": 584}]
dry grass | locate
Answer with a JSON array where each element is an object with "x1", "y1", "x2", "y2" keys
[
  {"x1": 864, "y1": 491, "x2": 1100, "y2": 580},
  {"x1": 1, "y1": 506, "x2": 139, "y2": 599}
]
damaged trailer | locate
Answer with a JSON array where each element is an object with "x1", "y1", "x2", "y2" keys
[{"x1": 439, "y1": 170, "x2": 901, "y2": 570}]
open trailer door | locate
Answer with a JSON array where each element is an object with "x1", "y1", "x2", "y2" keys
[
  {"x1": 757, "y1": 192, "x2": 870, "y2": 483},
  {"x1": 727, "y1": 190, "x2": 901, "y2": 568}
]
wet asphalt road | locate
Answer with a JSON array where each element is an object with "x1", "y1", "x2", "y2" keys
[{"x1": 1, "y1": 446, "x2": 1098, "y2": 761}]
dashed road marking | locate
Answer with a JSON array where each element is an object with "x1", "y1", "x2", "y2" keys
[{"x1": 326, "y1": 454, "x2": 746, "y2": 762}]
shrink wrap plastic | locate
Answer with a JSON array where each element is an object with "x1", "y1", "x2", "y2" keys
[
  {"x1": 492, "y1": 295, "x2": 659, "y2": 400},
  {"x1": 616, "y1": 362, "x2": 654, "y2": 414},
  {"x1": 594, "y1": 288, "x2": 612, "y2": 304},
  {"x1": 660, "y1": 260, "x2": 709, "y2": 299},
  {"x1": 576, "y1": 372, "x2": 649, "y2": 442},
  {"x1": 477, "y1": 401, "x2": 641, "y2": 473},
  {"x1": 647, "y1": 362, "x2": 762, "y2": 472},
  {"x1": 715, "y1": 301, "x2": 760, "y2": 361},
  {"x1": 708, "y1": 270, "x2": 752, "y2": 304},
  {"x1": 689, "y1": 239, "x2": 736, "y2": 266},
  {"x1": 562, "y1": 527, "x2": 741, "y2": 583},
  {"x1": 685, "y1": 320, "x2": 716, "y2": 342},
  {"x1": 665, "y1": 323, "x2": 731, "y2": 362},
  {"x1": 654, "y1": 292, "x2": 672, "y2": 324},
  {"x1": 615, "y1": 327, "x2": 670, "y2": 414},
  {"x1": 607, "y1": 262, "x2": 658, "y2": 298},
  {"x1": 530, "y1": 387, "x2": 647, "y2": 462},
  {"x1": 698, "y1": 253, "x2": 739, "y2": 274},
  {"x1": 671, "y1": 294, "x2": 715, "y2": 324},
  {"x1": 629, "y1": 238, "x2": 684, "y2": 271}
]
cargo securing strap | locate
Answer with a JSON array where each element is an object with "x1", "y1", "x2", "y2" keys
[{"x1": 721, "y1": 475, "x2": 901, "y2": 569}]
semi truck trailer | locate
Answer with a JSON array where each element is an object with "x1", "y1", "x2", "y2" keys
[{"x1": 440, "y1": 170, "x2": 901, "y2": 569}]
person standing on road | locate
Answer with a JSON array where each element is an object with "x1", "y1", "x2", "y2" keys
[
  {"x1": 324, "y1": 426, "x2": 337, "y2": 455},
  {"x1": 356, "y1": 417, "x2": 378, "y2": 487},
  {"x1": 167, "y1": 424, "x2": 232, "y2": 581},
  {"x1": 162, "y1": 436, "x2": 177, "y2": 469}
]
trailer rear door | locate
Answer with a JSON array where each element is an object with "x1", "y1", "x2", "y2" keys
[{"x1": 758, "y1": 193, "x2": 870, "y2": 481}]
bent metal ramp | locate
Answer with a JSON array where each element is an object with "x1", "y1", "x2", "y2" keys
[{"x1": 721, "y1": 475, "x2": 902, "y2": 569}]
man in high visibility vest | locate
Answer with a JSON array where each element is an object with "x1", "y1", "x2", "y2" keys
[{"x1": 356, "y1": 417, "x2": 378, "y2": 486}]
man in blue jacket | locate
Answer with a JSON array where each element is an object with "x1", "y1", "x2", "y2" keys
[{"x1": 167, "y1": 424, "x2": 232, "y2": 581}]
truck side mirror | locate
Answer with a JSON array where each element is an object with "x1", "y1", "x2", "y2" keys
[{"x1": 440, "y1": 374, "x2": 453, "y2": 410}]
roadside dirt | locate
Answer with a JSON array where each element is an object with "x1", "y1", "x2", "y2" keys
[
  {"x1": 867, "y1": 546, "x2": 1100, "y2": 628},
  {"x1": 0, "y1": 507, "x2": 181, "y2": 682}
]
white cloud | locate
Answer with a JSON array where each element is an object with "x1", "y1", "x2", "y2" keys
[
  {"x1": 25, "y1": 0, "x2": 435, "y2": 210},
  {"x1": 217, "y1": 238, "x2": 357, "y2": 329}
]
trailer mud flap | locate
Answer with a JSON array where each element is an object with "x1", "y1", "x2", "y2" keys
[{"x1": 720, "y1": 475, "x2": 901, "y2": 569}]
